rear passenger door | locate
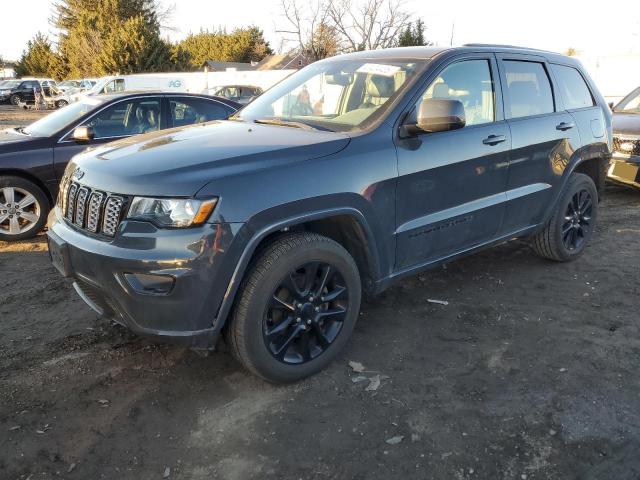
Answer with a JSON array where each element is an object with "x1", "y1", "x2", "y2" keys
[{"x1": 496, "y1": 54, "x2": 581, "y2": 233}]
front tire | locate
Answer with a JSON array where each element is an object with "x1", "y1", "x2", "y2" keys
[
  {"x1": 10, "y1": 94, "x2": 21, "y2": 106},
  {"x1": 532, "y1": 173, "x2": 598, "y2": 261},
  {"x1": 0, "y1": 176, "x2": 49, "y2": 241},
  {"x1": 227, "y1": 232, "x2": 361, "y2": 383}
]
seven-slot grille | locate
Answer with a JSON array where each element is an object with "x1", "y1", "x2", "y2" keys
[
  {"x1": 59, "y1": 178, "x2": 126, "y2": 237},
  {"x1": 613, "y1": 136, "x2": 640, "y2": 156}
]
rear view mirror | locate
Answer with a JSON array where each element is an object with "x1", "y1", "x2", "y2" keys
[
  {"x1": 404, "y1": 98, "x2": 466, "y2": 136},
  {"x1": 326, "y1": 73, "x2": 353, "y2": 86},
  {"x1": 72, "y1": 126, "x2": 95, "y2": 142}
]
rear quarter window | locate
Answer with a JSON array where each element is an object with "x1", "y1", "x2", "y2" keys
[{"x1": 551, "y1": 64, "x2": 594, "y2": 110}]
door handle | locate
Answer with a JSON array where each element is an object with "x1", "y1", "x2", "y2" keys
[
  {"x1": 556, "y1": 122, "x2": 575, "y2": 131},
  {"x1": 482, "y1": 134, "x2": 507, "y2": 146}
]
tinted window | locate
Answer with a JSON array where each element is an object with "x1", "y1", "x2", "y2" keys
[
  {"x1": 418, "y1": 59, "x2": 495, "y2": 126},
  {"x1": 551, "y1": 64, "x2": 594, "y2": 110},
  {"x1": 169, "y1": 97, "x2": 230, "y2": 127},
  {"x1": 84, "y1": 98, "x2": 161, "y2": 139},
  {"x1": 503, "y1": 61, "x2": 554, "y2": 118}
]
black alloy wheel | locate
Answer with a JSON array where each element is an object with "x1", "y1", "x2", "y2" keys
[
  {"x1": 562, "y1": 189, "x2": 593, "y2": 251},
  {"x1": 263, "y1": 261, "x2": 348, "y2": 364}
]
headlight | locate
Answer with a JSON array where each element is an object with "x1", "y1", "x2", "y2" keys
[{"x1": 127, "y1": 197, "x2": 217, "y2": 228}]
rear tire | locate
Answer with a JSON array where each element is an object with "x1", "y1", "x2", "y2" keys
[
  {"x1": 532, "y1": 173, "x2": 598, "y2": 262},
  {"x1": 0, "y1": 176, "x2": 49, "y2": 242},
  {"x1": 226, "y1": 232, "x2": 361, "y2": 383},
  {"x1": 56, "y1": 100, "x2": 68, "y2": 108}
]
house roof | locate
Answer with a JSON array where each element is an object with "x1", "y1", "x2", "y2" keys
[{"x1": 255, "y1": 54, "x2": 307, "y2": 70}]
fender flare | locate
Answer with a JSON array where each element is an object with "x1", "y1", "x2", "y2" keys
[
  {"x1": 213, "y1": 207, "x2": 382, "y2": 330},
  {"x1": 538, "y1": 150, "x2": 609, "y2": 229}
]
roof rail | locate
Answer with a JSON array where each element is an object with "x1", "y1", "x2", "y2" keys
[{"x1": 463, "y1": 43, "x2": 551, "y2": 53}]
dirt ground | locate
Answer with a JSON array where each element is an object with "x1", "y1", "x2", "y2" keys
[
  {"x1": 0, "y1": 105, "x2": 49, "y2": 129},
  {"x1": 1, "y1": 104, "x2": 640, "y2": 478}
]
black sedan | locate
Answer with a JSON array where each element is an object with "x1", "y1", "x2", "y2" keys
[
  {"x1": 608, "y1": 86, "x2": 640, "y2": 188},
  {"x1": 0, "y1": 92, "x2": 240, "y2": 241}
]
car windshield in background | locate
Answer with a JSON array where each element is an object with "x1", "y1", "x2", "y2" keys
[
  {"x1": 616, "y1": 88, "x2": 640, "y2": 113},
  {"x1": 235, "y1": 59, "x2": 427, "y2": 132},
  {"x1": 23, "y1": 97, "x2": 105, "y2": 137}
]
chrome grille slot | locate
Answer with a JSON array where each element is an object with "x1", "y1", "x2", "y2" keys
[
  {"x1": 74, "y1": 187, "x2": 90, "y2": 227},
  {"x1": 86, "y1": 191, "x2": 105, "y2": 233},
  {"x1": 62, "y1": 181, "x2": 127, "y2": 237},
  {"x1": 66, "y1": 183, "x2": 78, "y2": 221},
  {"x1": 102, "y1": 196, "x2": 124, "y2": 237}
]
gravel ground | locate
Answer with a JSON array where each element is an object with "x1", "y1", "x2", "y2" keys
[
  {"x1": 1, "y1": 104, "x2": 639, "y2": 479},
  {"x1": 0, "y1": 104, "x2": 49, "y2": 129}
]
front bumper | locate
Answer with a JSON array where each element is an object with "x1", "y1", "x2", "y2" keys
[
  {"x1": 607, "y1": 153, "x2": 640, "y2": 188},
  {"x1": 47, "y1": 207, "x2": 244, "y2": 349}
]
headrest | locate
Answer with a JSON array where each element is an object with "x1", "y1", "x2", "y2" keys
[{"x1": 368, "y1": 75, "x2": 395, "y2": 98}]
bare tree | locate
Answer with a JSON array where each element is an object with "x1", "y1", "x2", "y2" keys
[
  {"x1": 327, "y1": 0, "x2": 410, "y2": 51},
  {"x1": 279, "y1": 0, "x2": 340, "y2": 60},
  {"x1": 279, "y1": 0, "x2": 410, "y2": 58}
]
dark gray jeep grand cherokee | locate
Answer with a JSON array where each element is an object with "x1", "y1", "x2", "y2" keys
[{"x1": 48, "y1": 45, "x2": 612, "y2": 382}]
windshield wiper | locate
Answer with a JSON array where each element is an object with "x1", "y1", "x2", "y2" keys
[{"x1": 253, "y1": 118, "x2": 317, "y2": 130}]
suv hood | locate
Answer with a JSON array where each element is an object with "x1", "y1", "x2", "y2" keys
[
  {"x1": 70, "y1": 120, "x2": 351, "y2": 196},
  {"x1": 612, "y1": 112, "x2": 640, "y2": 137}
]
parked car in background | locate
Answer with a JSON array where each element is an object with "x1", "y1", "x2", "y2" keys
[
  {"x1": 607, "y1": 86, "x2": 640, "y2": 188},
  {"x1": 0, "y1": 79, "x2": 21, "y2": 103},
  {"x1": 47, "y1": 45, "x2": 611, "y2": 383},
  {"x1": 57, "y1": 78, "x2": 98, "y2": 94},
  {"x1": 7, "y1": 78, "x2": 58, "y2": 105},
  {"x1": 212, "y1": 85, "x2": 263, "y2": 104},
  {"x1": 0, "y1": 92, "x2": 239, "y2": 240}
]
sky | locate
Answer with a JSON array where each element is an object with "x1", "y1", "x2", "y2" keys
[{"x1": 1, "y1": 0, "x2": 639, "y2": 61}]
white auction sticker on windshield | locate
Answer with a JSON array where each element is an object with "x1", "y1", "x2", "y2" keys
[{"x1": 356, "y1": 63, "x2": 401, "y2": 77}]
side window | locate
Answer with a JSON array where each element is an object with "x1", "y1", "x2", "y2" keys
[
  {"x1": 418, "y1": 59, "x2": 495, "y2": 127},
  {"x1": 503, "y1": 61, "x2": 554, "y2": 119},
  {"x1": 169, "y1": 97, "x2": 230, "y2": 127},
  {"x1": 85, "y1": 98, "x2": 161, "y2": 139},
  {"x1": 551, "y1": 64, "x2": 594, "y2": 110}
]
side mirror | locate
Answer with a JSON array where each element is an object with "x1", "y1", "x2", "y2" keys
[
  {"x1": 72, "y1": 126, "x2": 94, "y2": 142},
  {"x1": 404, "y1": 98, "x2": 466, "y2": 136},
  {"x1": 608, "y1": 101, "x2": 615, "y2": 111}
]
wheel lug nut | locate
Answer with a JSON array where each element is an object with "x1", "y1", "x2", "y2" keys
[
  {"x1": 296, "y1": 317, "x2": 301, "y2": 323},
  {"x1": 315, "y1": 307, "x2": 320, "y2": 312},
  {"x1": 307, "y1": 319, "x2": 311, "y2": 325},
  {"x1": 309, "y1": 296, "x2": 314, "y2": 301}
]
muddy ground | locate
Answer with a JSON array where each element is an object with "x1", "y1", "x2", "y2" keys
[{"x1": 1, "y1": 102, "x2": 640, "y2": 479}]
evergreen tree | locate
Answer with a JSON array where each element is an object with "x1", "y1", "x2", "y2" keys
[
  {"x1": 397, "y1": 20, "x2": 429, "y2": 47},
  {"x1": 52, "y1": 0, "x2": 173, "y2": 76},
  {"x1": 14, "y1": 33, "x2": 61, "y2": 77},
  {"x1": 178, "y1": 27, "x2": 272, "y2": 68}
]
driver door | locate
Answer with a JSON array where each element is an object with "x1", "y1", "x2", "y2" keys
[
  {"x1": 53, "y1": 96, "x2": 165, "y2": 181},
  {"x1": 394, "y1": 55, "x2": 511, "y2": 270}
]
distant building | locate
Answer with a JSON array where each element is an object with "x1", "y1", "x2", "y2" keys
[
  {"x1": 255, "y1": 53, "x2": 310, "y2": 70},
  {"x1": 202, "y1": 61, "x2": 256, "y2": 72},
  {"x1": 1, "y1": 61, "x2": 16, "y2": 79},
  {"x1": 202, "y1": 53, "x2": 311, "y2": 74}
]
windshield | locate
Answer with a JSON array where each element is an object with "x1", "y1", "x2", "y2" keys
[
  {"x1": 235, "y1": 58, "x2": 427, "y2": 132},
  {"x1": 23, "y1": 97, "x2": 104, "y2": 137},
  {"x1": 1, "y1": 80, "x2": 20, "y2": 90},
  {"x1": 616, "y1": 87, "x2": 640, "y2": 113}
]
